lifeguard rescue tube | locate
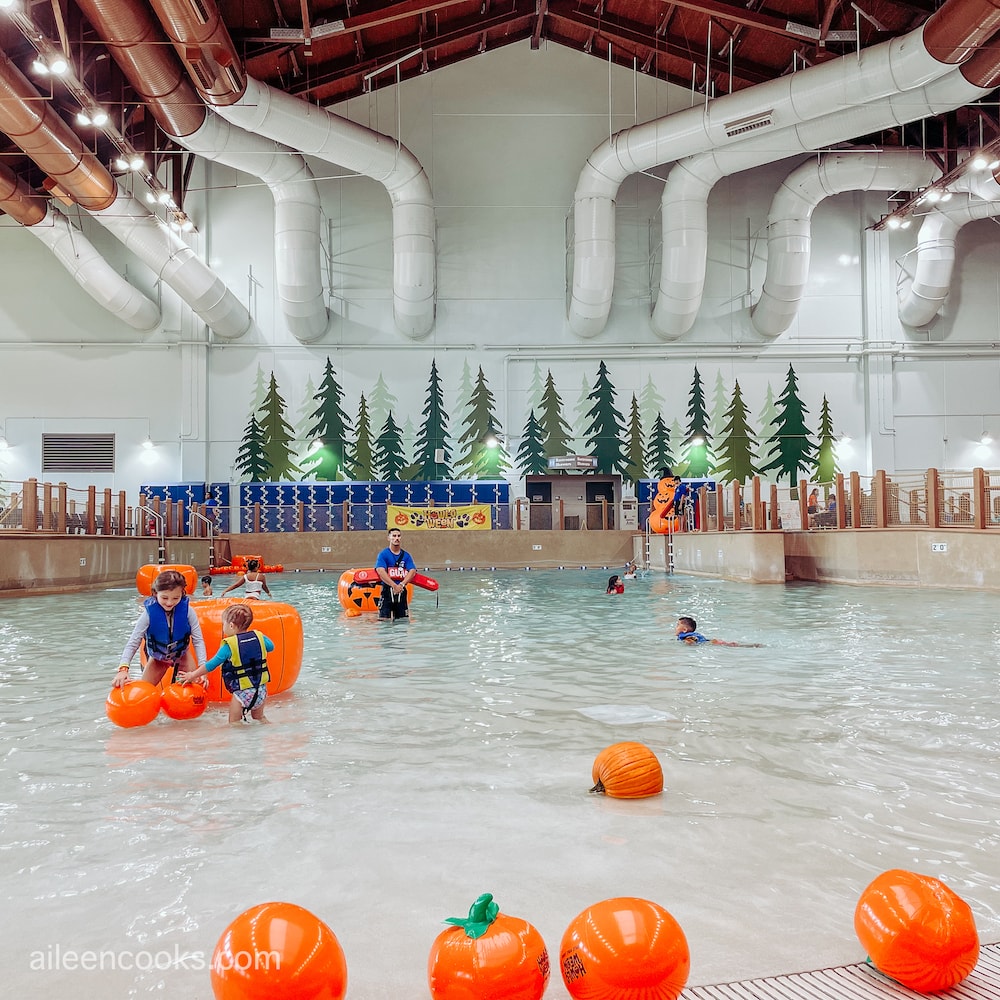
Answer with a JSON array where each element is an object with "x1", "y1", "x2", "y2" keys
[
  {"x1": 352, "y1": 567, "x2": 439, "y2": 591},
  {"x1": 136, "y1": 563, "x2": 199, "y2": 596},
  {"x1": 142, "y1": 598, "x2": 303, "y2": 703}
]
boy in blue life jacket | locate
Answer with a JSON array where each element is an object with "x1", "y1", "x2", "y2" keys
[
  {"x1": 114, "y1": 569, "x2": 207, "y2": 689},
  {"x1": 675, "y1": 616, "x2": 762, "y2": 647},
  {"x1": 178, "y1": 604, "x2": 275, "y2": 724}
]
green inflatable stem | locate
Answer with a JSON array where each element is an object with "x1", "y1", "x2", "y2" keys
[{"x1": 444, "y1": 893, "x2": 500, "y2": 939}]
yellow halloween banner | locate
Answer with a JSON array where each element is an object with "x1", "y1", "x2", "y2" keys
[{"x1": 387, "y1": 504, "x2": 492, "y2": 530}]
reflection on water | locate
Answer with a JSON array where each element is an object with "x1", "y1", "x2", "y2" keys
[{"x1": 2, "y1": 572, "x2": 1000, "y2": 998}]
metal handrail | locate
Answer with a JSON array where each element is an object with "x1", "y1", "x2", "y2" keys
[
  {"x1": 187, "y1": 509, "x2": 216, "y2": 568},
  {"x1": 136, "y1": 505, "x2": 165, "y2": 564}
]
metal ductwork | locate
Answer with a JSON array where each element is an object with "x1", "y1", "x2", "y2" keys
[
  {"x1": 0, "y1": 164, "x2": 160, "y2": 330},
  {"x1": 0, "y1": 50, "x2": 251, "y2": 339},
  {"x1": 898, "y1": 169, "x2": 1000, "y2": 327},
  {"x1": 569, "y1": 0, "x2": 1000, "y2": 338},
  {"x1": 75, "y1": 0, "x2": 329, "y2": 344},
  {"x1": 146, "y1": 0, "x2": 437, "y2": 339},
  {"x1": 750, "y1": 152, "x2": 940, "y2": 338}
]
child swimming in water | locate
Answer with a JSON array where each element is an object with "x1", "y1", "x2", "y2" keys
[
  {"x1": 675, "y1": 616, "x2": 762, "y2": 647},
  {"x1": 606, "y1": 575, "x2": 625, "y2": 595}
]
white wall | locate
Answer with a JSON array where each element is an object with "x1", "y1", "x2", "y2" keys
[{"x1": 1, "y1": 40, "x2": 999, "y2": 496}]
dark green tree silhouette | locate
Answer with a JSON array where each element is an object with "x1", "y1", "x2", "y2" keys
[
  {"x1": 302, "y1": 358, "x2": 353, "y2": 481},
  {"x1": 539, "y1": 369, "x2": 574, "y2": 458},
  {"x1": 759, "y1": 365, "x2": 816, "y2": 488},
  {"x1": 645, "y1": 412, "x2": 674, "y2": 475},
  {"x1": 234, "y1": 412, "x2": 270, "y2": 482},
  {"x1": 351, "y1": 393, "x2": 375, "y2": 480},
  {"x1": 624, "y1": 394, "x2": 645, "y2": 485},
  {"x1": 259, "y1": 372, "x2": 300, "y2": 481},
  {"x1": 516, "y1": 409, "x2": 548, "y2": 476},
  {"x1": 714, "y1": 380, "x2": 758, "y2": 483},
  {"x1": 813, "y1": 395, "x2": 840, "y2": 485},
  {"x1": 374, "y1": 411, "x2": 408, "y2": 481},
  {"x1": 457, "y1": 367, "x2": 509, "y2": 479},
  {"x1": 679, "y1": 366, "x2": 712, "y2": 477},
  {"x1": 410, "y1": 359, "x2": 451, "y2": 479},
  {"x1": 584, "y1": 362, "x2": 629, "y2": 475}
]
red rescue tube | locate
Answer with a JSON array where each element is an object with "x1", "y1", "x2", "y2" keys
[{"x1": 352, "y1": 567, "x2": 438, "y2": 591}]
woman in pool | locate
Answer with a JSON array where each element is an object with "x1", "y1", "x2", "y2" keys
[{"x1": 220, "y1": 559, "x2": 271, "y2": 600}]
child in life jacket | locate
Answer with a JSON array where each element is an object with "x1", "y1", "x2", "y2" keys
[
  {"x1": 675, "y1": 616, "x2": 762, "y2": 647},
  {"x1": 178, "y1": 604, "x2": 274, "y2": 723},
  {"x1": 114, "y1": 569, "x2": 207, "y2": 689}
]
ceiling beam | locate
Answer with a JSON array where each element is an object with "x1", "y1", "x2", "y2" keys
[{"x1": 636, "y1": 0, "x2": 829, "y2": 42}]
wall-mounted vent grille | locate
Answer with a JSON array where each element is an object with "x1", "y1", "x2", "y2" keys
[
  {"x1": 223, "y1": 65, "x2": 246, "y2": 93},
  {"x1": 42, "y1": 434, "x2": 115, "y2": 473},
  {"x1": 187, "y1": 0, "x2": 211, "y2": 26},
  {"x1": 724, "y1": 111, "x2": 774, "y2": 138},
  {"x1": 188, "y1": 58, "x2": 215, "y2": 92}
]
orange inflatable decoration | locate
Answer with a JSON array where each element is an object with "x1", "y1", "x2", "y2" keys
[
  {"x1": 854, "y1": 869, "x2": 979, "y2": 993},
  {"x1": 135, "y1": 563, "x2": 198, "y2": 596},
  {"x1": 560, "y1": 897, "x2": 689, "y2": 1000},
  {"x1": 428, "y1": 892, "x2": 550, "y2": 1000},
  {"x1": 145, "y1": 599, "x2": 303, "y2": 703},
  {"x1": 337, "y1": 570, "x2": 412, "y2": 617},
  {"x1": 210, "y1": 555, "x2": 284, "y2": 575},
  {"x1": 590, "y1": 742, "x2": 664, "y2": 799},
  {"x1": 649, "y1": 473, "x2": 685, "y2": 535},
  {"x1": 106, "y1": 681, "x2": 161, "y2": 728},
  {"x1": 161, "y1": 682, "x2": 208, "y2": 721},
  {"x1": 211, "y1": 901, "x2": 347, "y2": 1000}
]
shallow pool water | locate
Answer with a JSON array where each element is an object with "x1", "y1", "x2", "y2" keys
[{"x1": 2, "y1": 570, "x2": 999, "y2": 998}]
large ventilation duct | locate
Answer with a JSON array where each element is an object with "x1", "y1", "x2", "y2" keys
[
  {"x1": 147, "y1": 0, "x2": 437, "y2": 339},
  {"x1": 649, "y1": 39, "x2": 1000, "y2": 339},
  {"x1": 898, "y1": 169, "x2": 1000, "y2": 326},
  {"x1": 0, "y1": 164, "x2": 160, "y2": 330},
  {"x1": 74, "y1": 0, "x2": 329, "y2": 344},
  {"x1": 750, "y1": 152, "x2": 940, "y2": 337},
  {"x1": 0, "y1": 51, "x2": 251, "y2": 339},
  {"x1": 569, "y1": 0, "x2": 1000, "y2": 338}
]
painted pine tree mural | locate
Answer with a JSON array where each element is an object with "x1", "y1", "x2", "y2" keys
[
  {"x1": 259, "y1": 373, "x2": 301, "y2": 481},
  {"x1": 639, "y1": 375, "x2": 666, "y2": 436},
  {"x1": 539, "y1": 369, "x2": 574, "y2": 458},
  {"x1": 410, "y1": 358, "x2": 452, "y2": 479},
  {"x1": 645, "y1": 412, "x2": 674, "y2": 477},
  {"x1": 351, "y1": 394, "x2": 375, "y2": 480},
  {"x1": 573, "y1": 373, "x2": 592, "y2": 452},
  {"x1": 526, "y1": 362, "x2": 546, "y2": 415},
  {"x1": 374, "y1": 411, "x2": 408, "y2": 481},
  {"x1": 235, "y1": 412, "x2": 270, "y2": 482},
  {"x1": 714, "y1": 380, "x2": 758, "y2": 483},
  {"x1": 516, "y1": 409, "x2": 548, "y2": 476},
  {"x1": 251, "y1": 365, "x2": 270, "y2": 411},
  {"x1": 291, "y1": 374, "x2": 318, "y2": 466},
  {"x1": 708, "y1": 370, "x2": 729, "y2": 448},
  {"x1": 302, "y1": 358, "x2": 353, "y2": 481},
  {"x1": 759, "y1": 365, "x2": 816, "y2": 488},
  {"x1": 584, "y1": 362, "x2": 629, "y2": 475},
  {"x1": 367, "y1": 373, "x2": 398, "y2": 436},
  {"x1": 679, "y1": 366, "x2": 712, "y2": 477},
  {"x1": 456, "y1": 367, "x2": 508, "y2": 479},
  {"x1": 756, "y1": 384, "x2": 780, "y2": 471},
  {"x1": 813, "y1": 395, "x2": 839, "y2": 485},
  {"x1": 624, "y1": 394, "x2": 645, "y2": 485}
]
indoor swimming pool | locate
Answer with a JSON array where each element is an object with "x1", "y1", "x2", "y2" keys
[{"x1": 1, "y1": 570, "x2": 998, "y2": 998}]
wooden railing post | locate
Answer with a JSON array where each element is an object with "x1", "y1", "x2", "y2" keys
[
  {"x1": 556, "y1": 498, "x2": 564, "y2": 529},
  {"x1": 973, "y1": 467, "x2": 987, "y2": 529},
  {"x1": 769, "y1": 483, "x2": 779, "y2": 529},
  {"x1": 117, "y1": 491, "x2": 126, "y2": 536},
  {"x1": 751, "y1": 477, "x2": 764, "y2": 531},
  {"x1": 925, "y1": 468, "x2": 941, "y2": 529},
  {"x1": 102, "y1": 488, "x2": 112, "y2": 535},
  {"x1": 23, "y1": 478, "x2": 38, "y2": 532},
  {"x1": 342, "y1": 500, "x2": 349, "y2": 531},
  {"x1": 57, "y1": 482, "x2": 68, "y2": 533},
  {"x1": 42, "y1": 481, "x2": 53, "y2": 531},
  {"x1": 835, "y1": 473, "x2": 846, "y2": 529},
  {"x1": 798, "y1": 478, "x2": 809, "y2": 530},
  {"x1": 873, "y1": 470, "x2": 888, "y2": 528},
  {"x1": 87, "y1": 485, "x2": 97, "y2": 534},
  {"x1": 297, "y1": 500, "x2": 306, "y2": 532},
  {"x1": 849, "y1": 472, "x2": 862, "y2": 528}
]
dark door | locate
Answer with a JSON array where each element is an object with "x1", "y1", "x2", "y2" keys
[
  {"x1": 529, "y1": 482, "x2": 552, "y2": 529},
  {"x1": 586, "y1": 482, "x2": 615, "y2": 529}
]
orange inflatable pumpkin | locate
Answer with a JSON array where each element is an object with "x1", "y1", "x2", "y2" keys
[
  {"x1": 560, "y1": 897, "x2": 689, "y2": 1000},
  {"x1": 145, "y1": 599, "x2": 303, "y2": 703},
  {"x1": 210, "y1": 901, "x2": 347, "y2": 1000},
  {"x1": 428, "y1": 892, "x2": 550, "y2": 1000},
  {"x1": 854, "y1": 869, "x2": 979, "y2": 993},
  {"x1": 161, "y1": 682, "x2": 207, "y2": 721},
  {"x1": 337, "y1": 569, "x2": 412, "y2": 617},
  {"x1": 590, "y1": 742, "x2": 664, "y2": 799},
  {"x1": 106, "y1": 680, "x2": 161, "y2": 728},
  {"x1": 135, "y1": 563, "x2": 198, "y2": 596}
]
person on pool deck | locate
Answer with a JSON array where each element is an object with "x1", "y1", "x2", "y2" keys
[
  {"x1": 178, "y1": 604, "x2": 274, "y2": 724},
  {"x1": 675, "y1": 616, "x2": 762, "y2": 647},
  {"x1": 220, "y1": 558, "x2": 271, "y2": 600},
  {"x1": 606, "y1": 574, "x2": 625, "y2": 594},
  {"x1": 114, "y1": 569, "x2": 207, "y2": 689},
  {"x1": 375, "y1": 528, "x2": 417, "y2": 620},
  {"x1": 200, "y1": 575, "x2": 214, "y2": 597}
]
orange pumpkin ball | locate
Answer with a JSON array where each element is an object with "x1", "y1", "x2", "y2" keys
[
  {"x1": 210, "y1": 901, "x2": 347, "y2": 1000},
  {"x1": 560, "y1": 897, "x2": 689, "y2": 1000},
  {"x1": 106, "y1": 681, "x2": 161, "y2": 728},
  {"x1": 161, "y1": 683, "x2": 208, "y2": 721},
  {"x1": 428, "y1": 893, "x2": 550, "y2": 1000},
  {"x1": 855, "y1": 869, "x2": 979, "y2": 993},
  {"x1": 590, "y1": 742, "x2": 664, "y2": 799}
]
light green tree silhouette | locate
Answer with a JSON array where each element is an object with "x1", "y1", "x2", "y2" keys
[
  {"x1": 584, "y1": 362, "x2": 629, "y2": 475},
  {"x1": 639, "y1": 375, "x2": 666, "y2": 434},
  {"x1": 759, "y1": 365, "x2": 817, "y2": 489},
  {"x1": 756, "y1": 384, "x2": 779, "y2": 472},
  {"x1": 516, "y1": 409, "x2": 548, "y2": 476},
  {"x1": 526, "y1": 362, "x2": 546, "y2": 414},
  {"x1": 367, "y1": 373, "x2": 398, "y2": 436},
  {"x1": 302, "y1": 358, "x2": 353, "y2": 481},
  {"x1": 259, "y1": 372, "x2": 301, "y2": 481},
  {"x1": 714, "y1": 380, "x2": 758, "y2": 483}
]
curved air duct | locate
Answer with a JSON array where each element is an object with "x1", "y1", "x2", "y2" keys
[
  {"x1": 0, "y1": 164, "x2": 160, "y2": 330},
  {"x1": 898, "y1": 169, "x2": 1000, "y2": 327},
  {"x1": 749, "y1": 152, "x2": 940, "y2": 337},
  {"x1": 74, "y1": 0, "x2": 329, "y2": 344},
  {"x1": 147, "y1": 0, "x2": 436, "y2": 339},
  {"x1": 0, "y1": 51, "x2": 250, "y2": 339},
  {"x1": 569, "y1": 0, "x2": 1000, "y2": 338}
]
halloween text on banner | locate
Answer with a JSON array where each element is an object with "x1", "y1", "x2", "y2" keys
[{"x1": 387, "y1": 504, "x2": 492, "y2": 530}]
